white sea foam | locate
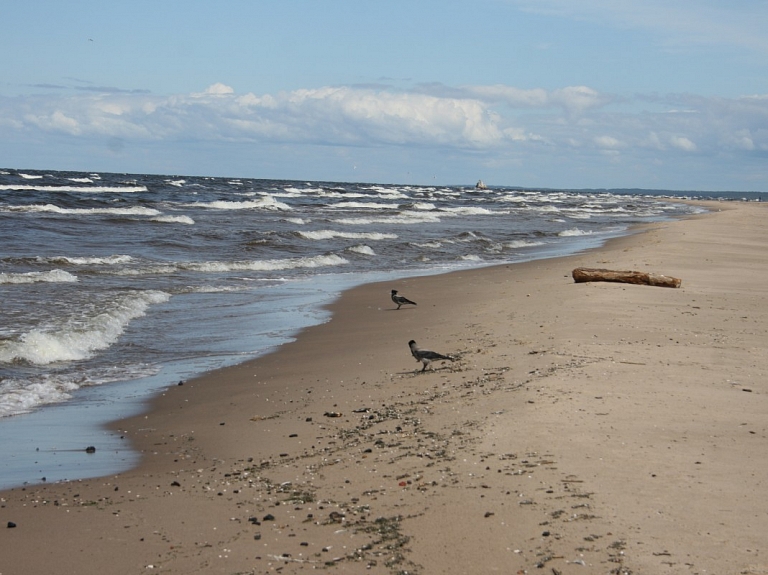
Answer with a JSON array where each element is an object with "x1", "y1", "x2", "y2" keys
[
  {"x1": 310, "y1": 190, "x2": 367, "y2": 199},
  {"x1": 335, "y1": 211, "x2": 442, "y2": 225},
  {"x1": 183, "y1": 285, "x2": 251, "y2": 294},
  {"x1": 167, "y1": 179, "x2": 186, "y2": 187},
  {"x1": 112, "y1": 254, "x2": 349, "y2": 276},
  {"x1": 412, "y1": 202, "x2": 437, "y2": 211},
  {"x1": 41, "y1": 255, "x2": 134, "y2": 266},
  {"x1": 151, "y1": 215, "x2": 195, "y2": 225},
  {"x1": 0, "y1": 290, "x2": 171, "y2": 366},
  {"x1": 439, "y1": 206, "x2": 498, "y2": 216},
  {"x1": 67, "y1": 177, "x2": 93, "y2": 183},
  {"x1": 113, "y1": 264, "x2": 179, "y2": 276},
  {"x1": 0, "y1": 377, "x2": 79, "y2": 417},
  {"x1": 364, "y1": 186, "x2": 410, "y2": 199},
  {"x1": 180, "y1": 254, "x2": 348, "y2": 273},
  {"x1": 0, "y1": 363, "x2": 161, "y2": 417},
  {"x1": 334, "y1": 201, "x2": 399, "y2": 210},
  {"x1": 0, "y1": 184, "x2": 148, "y2": 193},
  {"x1": 347, "y1": 245, "x2": 376, "y2": 256},
  {"x1": 0, "y1": 269, "x2": 78, "y2": 284},
  {"x1": 413, "y1": 241, "x2": 444, "y2": 249},
  {"x1": 184, "y1": 196, "x2": 291, "y2": 211},
  {"x1": 19, "y1": 173, "x2": 43, "y2": 179},
  {"x1": 5, "y1": 204, "x2": 161, "y2": 216},
  {"x1": 298, "y1": 230, "x2": 397, "y2": 241},
  {"x1": 283, "y1": 217, "x2": 308, "y2": 225},
  {"x1": 505, "y1": 240, "x2": 545, "y2": 249},
  {"x1": 558, "y1": 228, "x2": 593, "y2": 237}
]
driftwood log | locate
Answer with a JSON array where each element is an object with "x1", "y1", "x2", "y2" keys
[{"x1": 572, "y1": 267, "x2": 682, "y2": 288}]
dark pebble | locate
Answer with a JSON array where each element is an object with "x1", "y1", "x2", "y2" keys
[
  {"x1": 8, "y1": 522, "x2": 17, "y2": 528},
  {"x1": 263, "y1": 514, "x2": 275, "y2": 521},
  {"x1": 171, "y1": 481, "x2": 181, "y2": 487},
  {"x1": 542, "y1": 531, "x2": 551, "y2": 537},
  {"x1": 85, "y1": 446, "x2": 96, "y2": 453},
  {"x1": 254, "y1": 533, "x2": 262, "y2": 540},
  {"x1": 289, "y1": 434, "x2": 298, "y2": 438},
  {"x1": 484, "y1": 511, "x2": 494, "y2": 518}
]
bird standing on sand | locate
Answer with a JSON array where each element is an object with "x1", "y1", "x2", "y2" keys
[
  {"x1": 408, "y1": 340, "x2": 453, "y2": 372},
  {"x1": 391, "y1": 289, "x2": 417, "y2": 310}
]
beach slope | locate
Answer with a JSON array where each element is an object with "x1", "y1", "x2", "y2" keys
[{"x1": 2, "y1": 201, "x2": 767, "y2": 574}]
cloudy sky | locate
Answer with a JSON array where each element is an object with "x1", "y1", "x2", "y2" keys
[{"x1": 2, "y1": 0, "x2": 767, "y2": 190}]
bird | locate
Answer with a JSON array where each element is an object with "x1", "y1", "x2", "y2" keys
[
  {"x1": 391, "y1": 289, "x2": 417, "y2": 310},
  {"x1": 408, "y1": 340, "x2": 454, "y2": 372}
]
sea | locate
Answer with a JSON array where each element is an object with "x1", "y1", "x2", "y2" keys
[{"x1": 0, "y1": 168, "x2": 751, "y2": 489}]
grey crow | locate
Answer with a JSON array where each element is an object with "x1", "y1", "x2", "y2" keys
[
  {"x1": 391, "y1": 289, "x2": 417, "y2": 310},
  {"x1": 408, "y1": 339, "x2": 453, "y2": 372}
]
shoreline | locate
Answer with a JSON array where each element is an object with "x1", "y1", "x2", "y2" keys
[
  {"x1": 2, "y1": 200, "x2": 767, "y2": 574},
  {"x1": 0, "y1": 220, "x2": 647, "y2": 491}
]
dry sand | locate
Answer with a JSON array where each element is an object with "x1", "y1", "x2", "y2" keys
[{"x1": 2, "y1": 201, "x2": 767, "y2": 575}]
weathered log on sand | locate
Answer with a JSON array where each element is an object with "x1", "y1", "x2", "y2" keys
[{"x1": 572, "y1": 267, "x2": 682, "y2": 288}]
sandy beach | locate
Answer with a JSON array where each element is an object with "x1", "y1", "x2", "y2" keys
[{"x1": 2, "y1": 200, "x2": 767, "y2": 574}]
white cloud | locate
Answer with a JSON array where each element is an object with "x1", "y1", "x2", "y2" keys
[
  {"x1": 1, "y1": 82, "x2": 767, "y2": 181},
  {"x1": 669, "y1": 136, "x2": 697, "y2": 152},
  {"x1": 594, "y1": 135, "x2": 622, "y2": 149},
  {"x1": 445, "y1": 84, "x2": 614, "y2": 115},
  {"x1": 196, "y1": 83, "x2": 235, "y2": 97}
]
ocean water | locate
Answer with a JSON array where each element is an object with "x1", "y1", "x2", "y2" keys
[{"x1": 0, "y1": 168, "x2": 715, "y2": 488}]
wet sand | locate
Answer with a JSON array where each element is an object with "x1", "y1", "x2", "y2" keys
[{"x1": 2, "y1": 201, "x2": 767, "y2": 574}]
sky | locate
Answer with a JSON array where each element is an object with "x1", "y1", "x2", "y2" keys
[{"x1": 1, "y1": 0, "x2": 767, "y2": 191}]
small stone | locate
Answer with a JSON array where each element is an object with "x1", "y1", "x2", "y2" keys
[
  {"x1": 8, "y1": 521, "x2": 17, "y2": 528},
  {"x1": 263, "y1": 514, "x2": 275, "y2": 521},
  {"x1": 171, "y1": 481, "x2": 181, "y2": 487},
  {"x1": 85, "y1": 446, "x2": 96, "y2": 453},
  {"x1": 254, "y1": 533, "x2": 262, "y2": 540},
  {"x1": 484, "y1": 512, "x2": 494, "y2": 518}
]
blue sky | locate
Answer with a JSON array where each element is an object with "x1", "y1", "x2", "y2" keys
[{"x1": 2, "y1": 0, "x2": 767, "y2": 190}]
